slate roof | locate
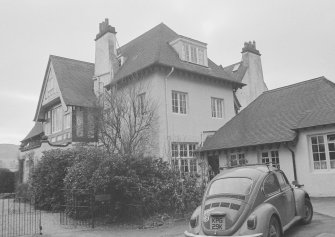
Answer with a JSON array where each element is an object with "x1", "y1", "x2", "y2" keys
[
  {"x1": 222, "y1": 62, "x2": 248, "y2": 82},
  {"x1": 21, "y1": 122, "x2": 43, "y2": 142},
  {"x1": 202, "y1": 77, "x2": 335, "y2": 151},
  {"x1": 33, "y1": 55, "x2": 96, "y2": 121},
  {"x1": 50, "y1": 55, "x2": 96, "y2": 107},
  {"x1": 112, "y1": 23, "x2": 243, "y2": 88}
]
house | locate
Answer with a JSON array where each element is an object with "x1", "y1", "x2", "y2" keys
[
  {"x1": 201, "y1": 77, "x2": 335, "y2": 197},
  {"x1": 19, "y1": 19, "x2": 267, "y2": 181}
]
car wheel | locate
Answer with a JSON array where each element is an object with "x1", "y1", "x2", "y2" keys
[
  {"x1": 268, "y1": 216, "x2": 282, "y2": 237},
  {"x1": 301, "y1": 198, "x2": 313, "y2": 225}
]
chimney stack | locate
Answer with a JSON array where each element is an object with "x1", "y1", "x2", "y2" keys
[
  {"x1": 241, "y1": 40, "x2": 261, "y2": 56},
  {"x1": 93, "y1": 18, "x2": 118, "y2": 96},
  {"x1": 95, "y1": 18, "x2": 117, "y2": 41}
]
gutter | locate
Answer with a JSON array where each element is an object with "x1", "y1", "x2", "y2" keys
[
  {"x1": 285, "y1": 142, "x2": 298, "y2": 182},
  {"x1": 165, "y1": 67, "x2": 174, "y2": 164}
]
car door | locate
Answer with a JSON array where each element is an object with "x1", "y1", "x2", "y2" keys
[
  {"x1": 275, "y1": 171, "x2": 296, "y2": 223},
  {"x1": 263, "y1": 172, "x2": 288, "y2": 226}
]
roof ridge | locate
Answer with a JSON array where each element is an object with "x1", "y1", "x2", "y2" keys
[
  {"x1": 263, "y1": 76, "x2": 326, "y2": 94},
  {"x1": 50, "y1": 55, "x2": 94, "y2": 65},
  {"x1": 120, "y1": 23, "x2": 177, "y2": 51}
]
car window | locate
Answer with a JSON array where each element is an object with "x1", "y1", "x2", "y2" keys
[
  {"x1": 263, "y1": 173, "x2": 280, "y2": 195},
  {"x1": 275, "y1": 172, "x2": 290, "y2": 189},
  {"x1": 208, "y1": 177, "x2": 253, "y2": 196}
]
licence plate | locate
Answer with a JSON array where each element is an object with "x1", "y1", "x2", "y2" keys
[{"x1": 210, "y1": 216, "x2": 225, "y2": 230}]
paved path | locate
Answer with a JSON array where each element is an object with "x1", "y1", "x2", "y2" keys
[{"x1": 311, "y1": 197, "x2": 335, "y2": 218}]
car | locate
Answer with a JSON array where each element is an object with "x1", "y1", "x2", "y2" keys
[{"x1": 184, "y1": 165, "x2": 313, "y2": 237}]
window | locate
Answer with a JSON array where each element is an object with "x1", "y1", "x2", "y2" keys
[
  {"x1": 229, "y1": 153, "x2": 246, "y2": 167},
  {"x1": 76, "y1": 109, "x2": 84, "y2": 137},
  {"x1": 137, "y1": 93, "x2": 146, "y2": 115},
  {"x1": 211, "y1": 97, "x2": 224, "y2": 118},
  {"x1": 172, "y1": 91, "x2": 187, "y2": 114},
  {"x1": 51, "y1": 106, "x2": 62, "y2": 133},
  {"x1": 275, "y1": 172, "x2": 290, "y2": 189},
  {"x1": 182, "y1": 43, "x2": 206, "y2": 66},
  {"x1": 171, "y1": 143, "x2": 198, "y2": 174},
  {"x1": 261, "y1": 150, "x2": 280, "y2": 168},
  {"x1": 310, "y1": 134, "x2": 335, "y2": 170},
  {"x1": 64, "y1": 113, "x2": 71, "y2": 129},
  {"x1": 44, "y1": 111, "x2": 51, "y2": 135},
  {"x1": 263, "y1": 173, "x2": 280, "y2": 195}
]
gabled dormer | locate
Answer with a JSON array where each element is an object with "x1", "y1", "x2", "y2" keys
[{"x1": 169, "y1": 36, "x2": 208, "y2": 67}]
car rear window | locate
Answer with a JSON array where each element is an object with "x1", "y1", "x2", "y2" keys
[{"x1": 208, "y1": 178, "x2": 253, "y2": 196}]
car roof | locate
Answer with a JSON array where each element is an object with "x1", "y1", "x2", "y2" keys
[{"x1": 213, "y1": 165, "x2": 276, "y2": 181}]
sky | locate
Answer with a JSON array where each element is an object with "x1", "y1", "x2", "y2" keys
[{"x1": 0, "y1": 0, "x2": 334, "y2": 145}]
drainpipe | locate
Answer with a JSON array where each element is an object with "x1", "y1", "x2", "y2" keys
[
  {"x1": 164, "y1": 67, "x2": 174, "y2": 164},
  {"x1": 286, "y1": 142, "x2": 298, "y2": 182}
]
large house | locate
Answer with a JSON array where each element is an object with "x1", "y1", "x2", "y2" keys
[
  {"x1": 201, "y1": 77, "x2": 335, "y2": 197},
  {"x1": 19, "y1": 19, "x2": 267, "y2": 182}
]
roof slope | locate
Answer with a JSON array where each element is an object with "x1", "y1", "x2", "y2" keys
[
  {"x1": 222, "y1": 62, "x2": 248, "y2": 82},
  {"x1": 202, "y1": 77, "x2": 335, "y2": 151},
  {"x1": 50, "y1": 55, "x2": 96, "y2": 107},
  {"x1": 113, "y1": 23, "x2": 242, "y2": 86},
  {"x1": 21, "y1": 122, "x2": 43, "y2": 142}
]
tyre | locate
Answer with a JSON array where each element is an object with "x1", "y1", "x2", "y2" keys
[
  {"x1": 267, "y1": 216, "x2": 282, "y2": 237},
  {"x1": 301, "y1": 198, "x2": 313, "y2": 225}
]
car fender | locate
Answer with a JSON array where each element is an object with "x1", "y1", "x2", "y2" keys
[
  {"x1": 238, "y1": 203, "x2": 282, "y2": 236},
  {"x1": 188, "y1": 205, "x2": 201, "y2": 235},
  {"x1": 293, "y1": 188, "x2": 307, "y2": 217}
]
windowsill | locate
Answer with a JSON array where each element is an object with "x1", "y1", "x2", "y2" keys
[
  {"x1": 211, "y1": 116, "x2": 224, "y2": 119},
  {"x1": 172, "y1": 112, "x2": 188, "y2": 116},
  {"x1": 311, "y1": 169, "x2": 335, "y2": 174}
]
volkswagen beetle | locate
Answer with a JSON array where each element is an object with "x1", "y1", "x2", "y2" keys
[{"x1": 185, "y1": 165, "x2": 313, "y2": 237}]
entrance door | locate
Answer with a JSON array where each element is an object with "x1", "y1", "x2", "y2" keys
[{"x1": 208, "y1": 155, "x2": 220, "y2": 180}]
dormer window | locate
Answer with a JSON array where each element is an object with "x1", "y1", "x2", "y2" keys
[{"x1": 170, "y1": 37, "x2": 208, "y2": 67}]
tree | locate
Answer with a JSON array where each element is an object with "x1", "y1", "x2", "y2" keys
[{"x1": 96, "y1": 75, "x2": 158, "y2": 157}]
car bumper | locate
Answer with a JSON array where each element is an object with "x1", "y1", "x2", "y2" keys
[{"x1": 184, "y1": 230, "x2": 263, "y2": 237}]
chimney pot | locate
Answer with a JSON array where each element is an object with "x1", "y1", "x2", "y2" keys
[
  {"x1": 95, "y1": 18, "x2": 116, "y2": 41},
  {"x1": 241, "y1": 40, "x2": 261, "y2": 56}
]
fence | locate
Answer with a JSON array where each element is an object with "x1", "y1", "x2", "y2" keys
[{"x1": 0, "y1": 193, "x2": 42, "y2": 237}]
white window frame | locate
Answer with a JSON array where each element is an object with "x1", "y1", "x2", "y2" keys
[
  {"x1": 171, "y1": 143, "x2": 198, "y2": 174},
  {"x1": 137, "y1": 93, "x2": 146, "y2": 115},
  {"x1": 260, "y1": 150, "x2": 280, "y2": 168},
  {"x1": 172, "y1": 91, "x2": 187, "y2": 114},
  {"x1": 309, "y1": 133, "x2": 335, "y2": 171},
  {"x1": 229, "y1": 152, "x2": 246, "y2": 167},
  {"x1": 63, "y1": 112, "x2": 71, "y2": 130},
  {"x1": 51, "y1": 106, "x2": 63, "y2": 134},
  {"x1": 182, "y1": 43, "x2": 206, "y2": 66},
  {"x1": 211, "y1": 97, "x2": 224, "y2": 118}
]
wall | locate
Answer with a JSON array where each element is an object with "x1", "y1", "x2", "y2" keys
[
  {"x1": 151, "y1": 70, "x2": 236, "y2": 162},
  {"x1": 236, "y1": 52, "x2": 267, "y2": 110},
  {"x1": 294, "y1": 126, "x2": 335, "y2": 197}
]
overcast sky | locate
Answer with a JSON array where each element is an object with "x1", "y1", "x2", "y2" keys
[{"x1": 0, "y1": 0, "x2": 334, "y2": 145}]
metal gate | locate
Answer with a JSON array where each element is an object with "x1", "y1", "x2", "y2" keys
[{"x1": 0, "y1": 193, "x2": 42, "y2": 237}]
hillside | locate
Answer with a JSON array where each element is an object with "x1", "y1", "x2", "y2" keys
[{"x1": 0, "y1": 144, "x2": 19, "y2": 171}]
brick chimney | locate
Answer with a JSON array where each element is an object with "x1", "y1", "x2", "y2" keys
[
  {"x1": 93, "y1": 18, "x2": 119, "y2": 96},
  {"x1": 241, "y1": 41, "x2": 261, "y2": 56}
]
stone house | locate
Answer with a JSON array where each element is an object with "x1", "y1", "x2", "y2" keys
[{"x1": 19, "y1": 19, "x2": 267, "y2": 182}]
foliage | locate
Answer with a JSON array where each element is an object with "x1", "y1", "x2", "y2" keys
[
  {"x1": 15, "y1": 182, "x2": 30, "y2": 200},
  {"x1": 29, "y1": 148, "x2": 76, "y2": 210},
  {"x1": 0, "y1": 168, "x2": 15, "y2": 193},
  {"x1": 97, "y1": 78, "x2": 158, "y2": 157}
]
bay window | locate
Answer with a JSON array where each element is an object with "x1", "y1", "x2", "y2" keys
[{"x1": 310, "y1": 134, "x2": 335, "y2": 170}]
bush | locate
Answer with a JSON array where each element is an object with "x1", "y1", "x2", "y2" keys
[
  {"x1": 29, "y1": 149, "x2": 77, "y2": 210},
  {"x1": 0, "y1": 168, "x2": 15, "y2": 193},
  {"x1": 16, "y1": 183, "x2": 30, "y2": 200}
]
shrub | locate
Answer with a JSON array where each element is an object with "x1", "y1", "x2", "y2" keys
[
  {"x1": 0, "y1": 168, "x2": 15, "y2": 193},
  {"x1": 29, "y1": 149, "x2": 76, "y2": 210},
  {"x1": 16, "y1": 182, "x2": 30, "y2": 200}
]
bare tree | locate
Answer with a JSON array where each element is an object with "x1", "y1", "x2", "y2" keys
[{"x1": 96, "y1": 76, "x2": 158, "y2": 157}]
